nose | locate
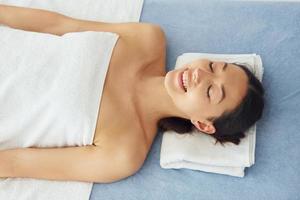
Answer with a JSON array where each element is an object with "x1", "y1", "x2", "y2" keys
[
  {"x1": 192, "y1": 67, "x2": 213, "y2": 86},
  {"x1": 193, "y1": 61, "x2": 227, "y2": 87}
]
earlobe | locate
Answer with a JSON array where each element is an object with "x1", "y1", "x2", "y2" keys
[
  {"x1": 191, "y1": 119, "x2": 216, "y2": 134},
  {"x1": 205, "y1": 125, "x2": 216, "y2": 134}
]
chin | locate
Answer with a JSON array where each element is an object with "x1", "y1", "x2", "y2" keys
[{"x1": 164, "y1": 71, "x2": 173, "y2": 95}]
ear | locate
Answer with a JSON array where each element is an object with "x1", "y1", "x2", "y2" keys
[{"x1": 191, "y1": 119, "x2": 216, "y2": 134}]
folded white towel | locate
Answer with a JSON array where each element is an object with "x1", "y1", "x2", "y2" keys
[
  {"x1": 0, "y1": 0, "x2": 144, "y2": 200},
  {"x1": 160, "y1": 53, "x2": 264, "y2": 177}
]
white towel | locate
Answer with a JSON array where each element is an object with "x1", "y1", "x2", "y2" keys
[
  {"x1": 0, "y1": 0, "x2": 144, "y2": 200},
  {"x1": 160, "y1": 53, "x2": 264, "y2": 177}
]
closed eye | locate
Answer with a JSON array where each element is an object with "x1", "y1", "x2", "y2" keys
[
  {"x1": 207, "y1": 62, "x2": 214, "y2": 99},
  {"x1": 207, "y1": 62, "x2": 215, "y2": 99},
  {"x1": 209, "y1": 62, "x2": 214, "y2": 73},
  {"x1": 207, "y1": 85, "x2": 212, "y2": 98}
]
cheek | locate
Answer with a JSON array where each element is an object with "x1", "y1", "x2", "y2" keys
[
  {"x1": 189, "y1": 86, "x2": 206, "y2": 104},
  {"x1": 183, "y1": 91, "x2": 206, "y2": 113}
]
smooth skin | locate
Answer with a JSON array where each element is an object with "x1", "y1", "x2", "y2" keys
[{"x1": 0, "y1": 4, "x2": 248, "y2": 183}]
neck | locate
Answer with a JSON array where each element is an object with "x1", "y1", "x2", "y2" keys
[{"x1": 134, "y1": 74, "x2": 188, "y2": 126}]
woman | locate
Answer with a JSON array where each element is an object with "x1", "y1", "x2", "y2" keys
[{"x1": 0, "y1": 5, "x2": 264, "y2": 183}]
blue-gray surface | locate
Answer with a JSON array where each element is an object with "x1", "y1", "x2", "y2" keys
[{"x1": 90, "y1": 1, "x2": 300, "y2": 200}]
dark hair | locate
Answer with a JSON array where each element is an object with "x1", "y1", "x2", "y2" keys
[{"x1": 157, "y1": 63, "x2": 265, "y2": 145}]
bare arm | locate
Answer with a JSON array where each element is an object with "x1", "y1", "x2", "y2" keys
[
  {"x1": 0, "y1": 145, "x2": 139, "y2": 183},
  {"x1": 0, "y1": 4, "x2": 78, "y2": 35},
  {"x1": 0, "y1": 4, "x2": 162, "y2": 37},
  {"x1": 0, "y1": 4, "x2": 166, "y2": 61}
]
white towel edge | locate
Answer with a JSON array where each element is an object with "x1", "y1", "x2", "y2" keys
[{"x1": 160, "y1": 161, "x2": 245, "y2": 178}]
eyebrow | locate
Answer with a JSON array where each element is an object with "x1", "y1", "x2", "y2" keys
[{"x1": 218, "y1": 63, "x2": 227, "y2": 104}]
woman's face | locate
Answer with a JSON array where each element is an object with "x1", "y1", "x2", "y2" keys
[{"x1": 164, "y1": 59, "x2": 248, "y2": 132}]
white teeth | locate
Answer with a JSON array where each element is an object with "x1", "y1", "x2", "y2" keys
[
  {"x1": 182, "y1": 71, "x2": 188, "y2": 91},
  {"x1": 181, "y1": 72, "x2": 187, "y2": 92}
]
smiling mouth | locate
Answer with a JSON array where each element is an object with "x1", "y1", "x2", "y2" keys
[
  {"x1": 178, "y1": 69, "x2": 187, "y2": 92},
  {"x1": 182, "y1": 71, "x2": 188, "y2": 92}
]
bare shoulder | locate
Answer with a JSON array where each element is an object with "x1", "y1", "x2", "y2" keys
[
  {"x1": 130, "y1": 23, "x2": 167, "y2": 72},
  {"x1": 105, "y1": 22, "x2": 166, "y2": 73},
  {"x1": 138, "y1": 23, "x2": 166, "y2": 60},
  {"x1": 116, "y1": 22, "x2": 167, "y2": 63},
  {"x1": 138, "y1": 23, "x2": 166, "y2": 49}
]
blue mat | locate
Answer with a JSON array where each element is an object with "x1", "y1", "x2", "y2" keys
[{"x1": 90, "y1": 1, "x2": 300, "y2": 199}]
